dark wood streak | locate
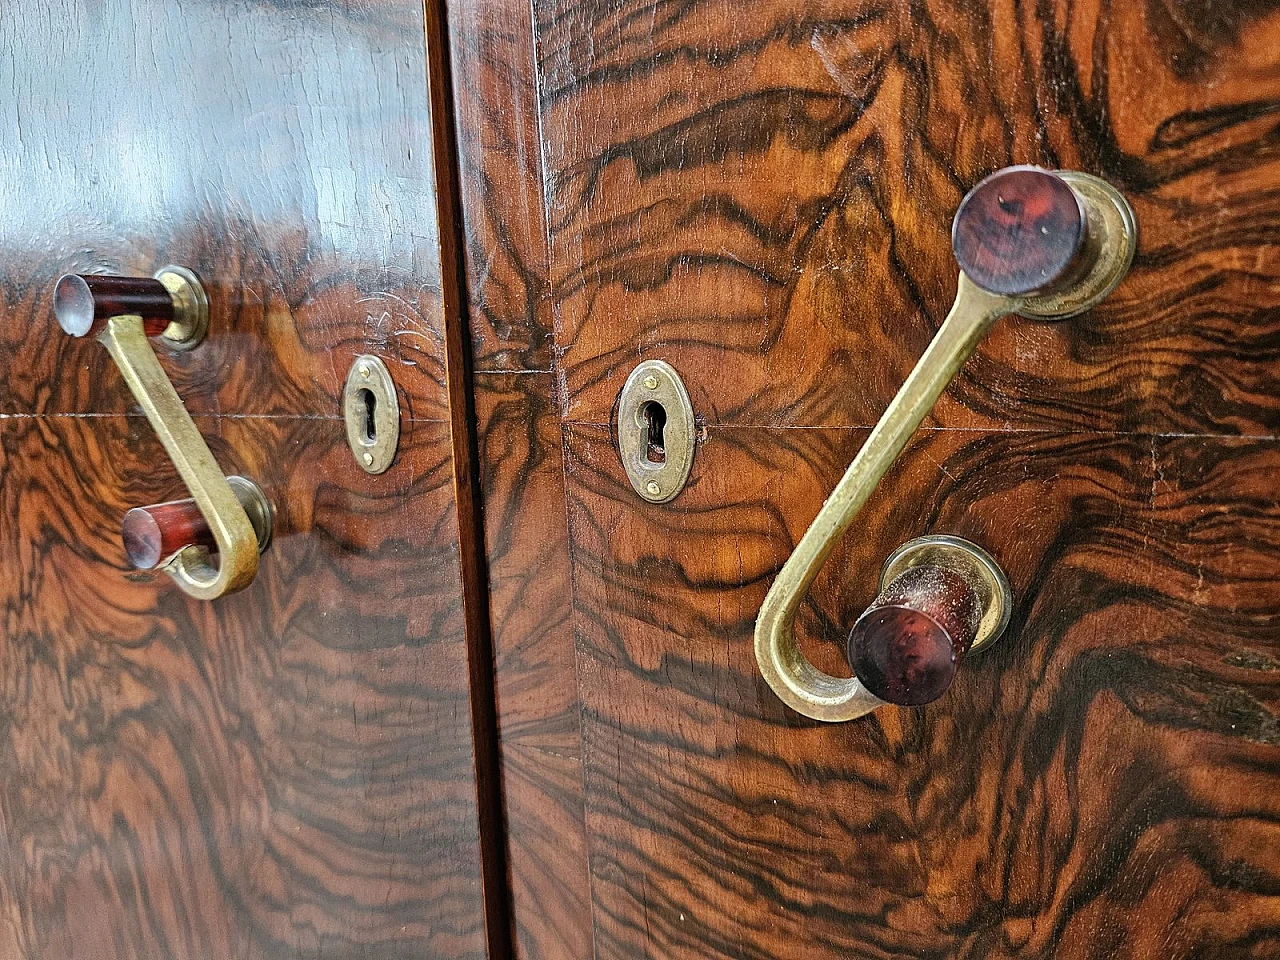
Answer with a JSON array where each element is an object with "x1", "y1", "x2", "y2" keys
[
  {"x1": 446, "y1": 0, "x2": 558, "y2": 372},
  {"x1": 472, "y1": 373, "x2": 592, "y2": 960},
  {"x1": 530, "y1": 0, "x2": 1280, "y2": 435},
  {"x1": 424, "y1": 0, "x2": 515, "y2": 955}
]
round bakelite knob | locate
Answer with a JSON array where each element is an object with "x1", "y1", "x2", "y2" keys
[
  {"x1": 951, "y1": 166, "x2": 1088, "y2": 297},
  {"x1": 123, "y1": 498, "x2": 219, "y2": 570},
  {"x1": 121, "y1": 477, "x2": 274, "y2": 571},
  {"x1": 846, "y1": 564, "x2": 982, "y2": 706},
  {"x1": 54, "y1": 273, "x2": 176, "y2": 338}
]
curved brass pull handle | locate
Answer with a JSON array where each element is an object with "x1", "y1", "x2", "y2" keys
[
  {"x1": 55, "y1": 267, "x2": 266, "y2": 600},
  {"x1": 755, "y1": 167, "x2": 1137, "y2": 721}
]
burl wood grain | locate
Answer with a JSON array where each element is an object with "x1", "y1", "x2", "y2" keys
[
  {"x1": 0, "y1": 415, "x2": 487, "y2": 959},
  {"x1": 472, "y1": 375, "x2": 591, "y2": 960},
  {"x1": 0, "y1": 1, "x2": 449, "y2": 421},
  {"x1": 565, "y1": 425, "x2": 1280, "y2": 959},
  {"x1": 520, "y1": 0, "x2": 1280, "y2": 957},
  {"x1": 534, "y1": 0, "x2": 1280, "y2": 435},
  {"x1": 0, "y1": 1, "x2": 488, "y2": 958}
]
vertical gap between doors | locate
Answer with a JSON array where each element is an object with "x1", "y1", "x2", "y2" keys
[{"x1": 421, "y1": 1, "x2": 515, "y2": 957}]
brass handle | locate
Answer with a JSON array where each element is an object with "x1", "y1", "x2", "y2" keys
[
  {"x1": 55, "y1": 266, "x2": 267, "y2": 600},
  {"x1": 755, "y1": 167, "x2": 1137, "y2": 721}
]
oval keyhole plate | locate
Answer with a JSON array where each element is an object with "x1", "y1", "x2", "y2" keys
[
  {"x1": 617, "y1": 360, "x2": 696, "y2": 503},
  {"x1": 343, "y1": 354, "x2": 400, "y2": 475}
]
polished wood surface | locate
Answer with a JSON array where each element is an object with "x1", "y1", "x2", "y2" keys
[
  {"x1": 6, "y1": 0, "x2": 1280, "y2": 957},
  {"x1": 564, "y1": 425, "x2": 1280, "y2": 959},
  {"x1": 506, "y1": 0, "x2": 1280, "y2": 956},
  {"x1": 0, "y1": 2, "x2": 449, "y2": 422},
  {"x1": 425, "y1": 0, "x2": 516, "y2": 949},
  {"x1": 533, "y1": 0, "x2": 1280, "y2": 436},
  {"x1": 473, "y1": 375, "x2": 590, "y2": 960},
  {"x1": 0, "y1": 2, "x2": 489, "y2": 957},
  {"x1": 1, "y1": 415, "x2": 486, "y2": 959},
  {"x1": 446, "y1": 0, "x2": 594, "y2": 955}
]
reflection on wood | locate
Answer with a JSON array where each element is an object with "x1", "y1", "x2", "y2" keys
[
  {"x1": 0, "y1": 0, "x2": 488, "y2": 957},
  {"x1": 0, "y1": 414, "x2": 486, "y2": 958},
  {"x1": 0, "y1": 0, "x2": 448, "y2": 420}
]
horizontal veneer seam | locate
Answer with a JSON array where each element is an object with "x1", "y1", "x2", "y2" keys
[
  {"x1": 558, "y1": 418, "x2": 1280, "y2": 442},
  {"x1": 0, "y1": 412, "x2": 452, "y2": 424},
  {"x1": 503, "y1": 741, "x2": 584, "y2": 764}
]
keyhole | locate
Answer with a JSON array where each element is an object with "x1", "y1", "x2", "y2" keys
[
  {"x1": 641, "y1": 401, "x2": 666, "y2": 464},
  {"x1": 359, "y1": 388, "x2": 377, "y2": 444}
]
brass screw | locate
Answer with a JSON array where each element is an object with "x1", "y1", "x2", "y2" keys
[
  {"x1": 360, "y1": 365, "x2": 371, "y2": 379},
  {"x1": 643, "y1": 375, "x2": 659, "y2": 390},
  {"x1": 363, "y1": 452, "x2": 375, "y2": 466},
  {"x1": 645, "y1": 480, "x2": 661, "y2": 497}
]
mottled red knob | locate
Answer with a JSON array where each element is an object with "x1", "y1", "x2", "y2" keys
[
  {"x1": 54, "y1": 273, "x2": 175, "y2": 339},
  {"x1": 122, "y1": 498, "x2": 216, "y2": 570},
  {"x1": 951, "y1": 166, "x2": 1088, "y2": 297},
  {"x1": 847, "y1": 565, "x2": 982, "y2": 706}
]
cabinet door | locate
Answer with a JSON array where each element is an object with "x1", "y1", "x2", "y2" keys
[
  {"x1": 0, "y1": 4, "x2": 493, "y2": 958},
  {"x1": 458, "y1": 2, "x2": 1280, "y2": 957}
]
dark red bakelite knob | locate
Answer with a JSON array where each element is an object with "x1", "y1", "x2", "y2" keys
[
  {"x1": 54, "y1": 273, "x2": 175, "y2": 339},
  {"x1": 846, "y1": 565, "x2": 983, "y2": 706},
  {"x1": 122, "y1": 498, "x2": 217, "y2": 570},
  {"x1": 951, "y1": 166, "x2": 1088, "y2": 297},
  {"x1": 123, "y1": 477, "x2": 273, "y2": 572}
]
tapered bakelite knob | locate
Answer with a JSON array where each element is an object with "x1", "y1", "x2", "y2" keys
[
  {"x1": 951, "y1": 166, "x2": 1089, "y2": 297},
  {"x1": 846, "y1": 564, "x2": 982, "y2": 706},
  {"x1": 54, "y1": 274, "x2": 176, "y2": 338}
]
